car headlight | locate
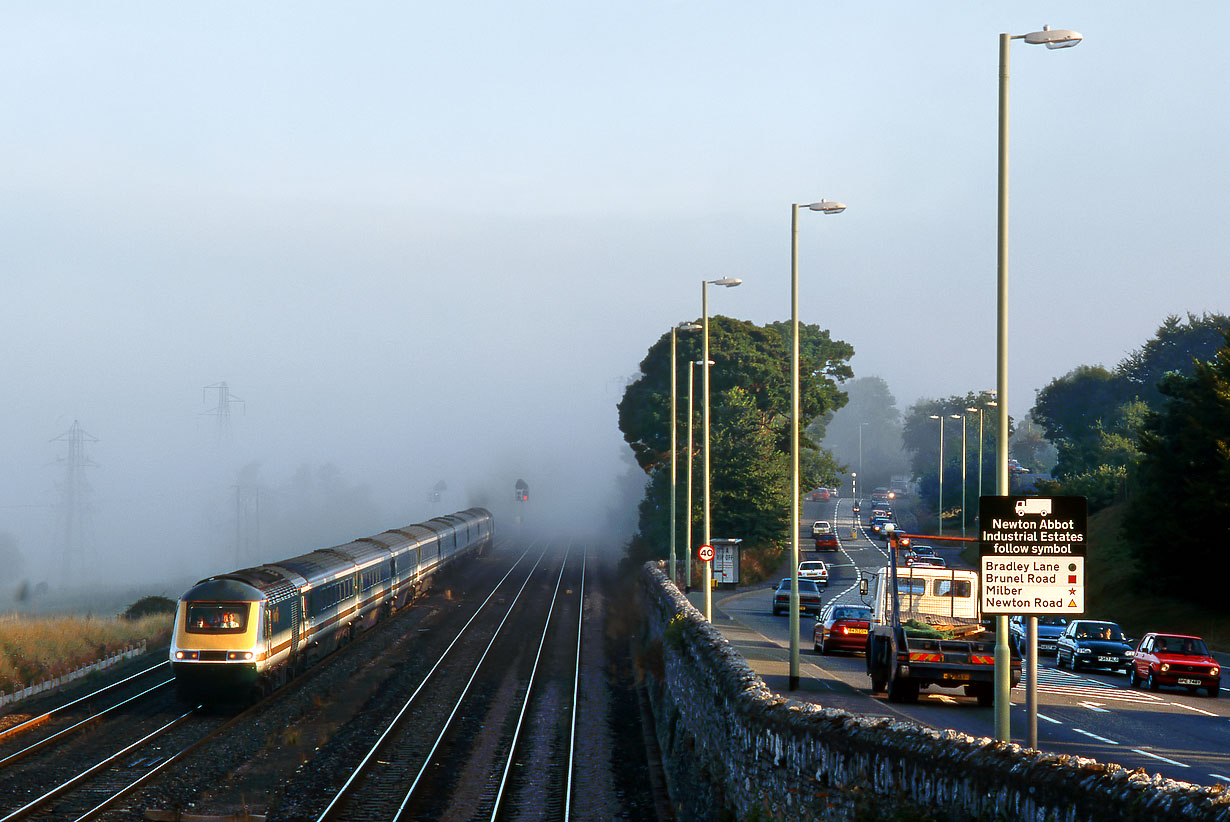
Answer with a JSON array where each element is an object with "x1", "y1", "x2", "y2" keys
[
  {"x1": 1077, "y1": 647, "x2": 1092, "y2": 654},
  {"x1": 1212, "y1": 667, "x2": 1220, "y2": 677},
  {"x1": 1124, "y1": 650, "x2": 1134, "y2": 657},
  {"x1": 1160, "y1": 663, "x2": 1170, "y2": 673}
]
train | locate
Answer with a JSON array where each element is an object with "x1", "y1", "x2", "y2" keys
[{"x1": 170, "y1": 507, "x2": 494, "y2": 701}]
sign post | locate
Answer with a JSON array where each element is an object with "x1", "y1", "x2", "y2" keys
[{"x1": 980, "y1": 495, "x2": 1087, "y2": 748}]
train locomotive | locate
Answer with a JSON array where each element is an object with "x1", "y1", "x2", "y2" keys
[{"x1": 170, "y1": 507, "x2": 493, "y2": 701}]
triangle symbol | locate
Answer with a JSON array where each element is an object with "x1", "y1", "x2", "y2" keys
[{"x1": 1068, "y1": 600, "x2": 1077, "y2": 608}]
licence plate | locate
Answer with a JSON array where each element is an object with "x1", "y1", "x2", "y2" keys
[
  {"x1": 1178, "y1": 677, "x2": 1203, "y2": 685},
  {"x1": 946, "y1": 673, "x2": 970, "y2": 682},
  {"x1": 848, "y1": 628, "x2": 868, "y2": 635},
  {"x1": 1097, "y1": 656, "x2": 1118, "y2": 662}
]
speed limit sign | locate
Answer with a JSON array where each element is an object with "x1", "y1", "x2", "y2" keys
[{"x1": 698, "y1": 544, "x2": 714, "y2": 562}]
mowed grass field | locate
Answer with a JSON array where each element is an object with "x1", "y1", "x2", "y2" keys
[{"x1": 0, "y1": 613, "x2": 173, "y2": 695}]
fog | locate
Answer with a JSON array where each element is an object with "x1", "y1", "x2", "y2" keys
[{"x1": 3, "y1": 4, "x2": 1228, "y2": 608}]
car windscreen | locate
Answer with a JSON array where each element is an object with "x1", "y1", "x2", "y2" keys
[{"x1": 1162, "y1": 637, "x2": 1209, "y2": 656}]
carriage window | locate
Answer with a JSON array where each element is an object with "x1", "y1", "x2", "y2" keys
[{"x1": 186, "y1": 603, "x2": 250, "y2": 633}]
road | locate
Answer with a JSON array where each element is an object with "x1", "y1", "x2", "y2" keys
[{"x1": 701, "y1": 493, "x2": 1230, "y2": 788}]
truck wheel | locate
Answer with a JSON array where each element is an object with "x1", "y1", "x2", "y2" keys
[
  {"x1": 888, "y1": 675, "x2": 919, "y2": 704},
  {"x1": 972, "y1": 683, "x2": 993, "y2": 707}
]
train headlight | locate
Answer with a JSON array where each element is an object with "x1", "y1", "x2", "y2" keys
[
  {"x1": 226, "y1": 651, "x2": 254, "y2": 661},
  {"x1": 175, "y1": 651, "x2": 199, "y2": 660}
]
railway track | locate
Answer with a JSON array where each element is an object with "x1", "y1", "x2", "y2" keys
[{"x1": 308, "y1": 542, "x2": 587, "y2": 822}]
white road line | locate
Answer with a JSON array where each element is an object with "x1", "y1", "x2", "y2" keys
[
  {"x1": 1169, "y1": 701, "x2": 1218, "y2": 717},
  {"x1": 1133, "y1": 749, "x2": 1189, "y2": 768},
  {"x1": 1073, "y1": 728, "x2": 1119, "y2": 744},
  {"x1": 1209, "y1": 773, "x2": 1230, "y2": 782},
  {"x1": 1037, "y1": 712, "x2": 1062, "y2": 724},
  {"x1": 1078, "y1": 701, "x2": 1111, "y2": 713}
]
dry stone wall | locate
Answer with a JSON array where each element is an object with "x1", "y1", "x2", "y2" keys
[{"x1": 637, "y1": 561, "x2": 1230, "y2": 821}]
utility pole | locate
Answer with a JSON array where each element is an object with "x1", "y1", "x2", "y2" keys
[
  {"x1": 203, "y1": 382, "x2": 244, "y2": 441},
  {"x1": 50, "y1": 421, "x2": 98, "y2": 586}
]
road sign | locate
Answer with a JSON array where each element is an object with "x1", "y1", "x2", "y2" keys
[
  {"x1": 698, "y1": 544, "x2": 714, "y2": 562},
  {"x1": 979, "y1": 496, "x2": 1087, "y2": 616}
]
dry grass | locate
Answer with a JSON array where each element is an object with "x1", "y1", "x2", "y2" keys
[{"x1": 0, "y1": 613, "x2": 172, "y2": 694}]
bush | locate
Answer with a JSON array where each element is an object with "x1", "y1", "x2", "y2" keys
[{"x1": 123, "y1": 595, "x2": 178, "y2": 620}]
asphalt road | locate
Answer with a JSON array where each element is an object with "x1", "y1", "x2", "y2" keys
[{"x1": 700, "y1": 493, "x2": 1230, "y2": 788}]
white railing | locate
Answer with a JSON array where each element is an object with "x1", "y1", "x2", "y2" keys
[{"x1": 0, "y1": 640, "x2": 148, "y2": 708}]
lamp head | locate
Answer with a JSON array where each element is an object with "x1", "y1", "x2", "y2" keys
[
  {"x1": 678, "y1": 322, "x2": 702, "y2": 332},
  {"x1": 1024, "y1": 25, "x2": 1082, "y2": 49},
  {"x1": 929, "y1": 414, "x2": 941, "y2": 420},
  {"x1": 807, "y1": 200, "x2": 847, "y2": 214},
  {"x1": 951, "y1": 414, "x2": 962, "y2": 420},
  {"x1": 711, "y1": 277, "x2": 742, "y2": 287}
]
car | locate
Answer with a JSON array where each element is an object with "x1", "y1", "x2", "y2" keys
[
  {"x1": 1008, "y1": 615, "x2": 1070, "y2": 657},
  {"x1": 813, "y1": 605, "x2": 873, "y2": 654},
  {"x1": 827, "y1": 487, "x2": 839, "y2": 498},
  {"x1": 816, "y1": 488, "x2": 831, "y2": 501},
  {"x1": 811, "y1": 520, "x2": 832, "y2": 536},
  {"x1": 911, "y1": 545, "x2": 937, "y2": 558},
  {"x1": 871, "y1": 488, "x2": 891, "y2": 502},
  {"x1": 798, "y1": 560, "x2": 829, "y2": 586},
  {"x1": 1055, "y1": 620, "x2": 1134, "y2": 672},
  {"x1": 1129, "y1": 632, "x2": 1221, "y2": 697},
  {"x1": 772, "y1": 578, "x2": 823, "y2": 616},
  {"x1": 907, "y1": 556, "x2": 946, "y2": 568},
  {"x1": 814, "y1": 533, "x2": 840, "y2": 551}
]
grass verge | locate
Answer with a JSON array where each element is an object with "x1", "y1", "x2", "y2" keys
[{"x1": 0, "y1": 613, "x2": 172, "y2": 694}]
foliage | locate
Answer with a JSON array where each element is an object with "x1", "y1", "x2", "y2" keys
[
  {"x1": 1034, "y1": 313, "x2": 1230, "y2": 484},
  {"x1": 818, "y1": 376, "x2": 909, "y2": 492},
  {"x1": 902, "y1": 393, "x2": 1002, "y2": 529},
  {"x1": 618, "y1": 316, "x2": 852, "y2": 553},
  {"x1": 122, "y1": 595, "x2": 178, "y2": 621},
  {"x1": 1034, "y1": 464, "x2": 1127, "y2": 512},
  {"x1": 0, "y1": 613, "x2": 171, "y2": 694},
  {"x1": 1122, "y1": 329, "x2": 1230, "y2": 607}
]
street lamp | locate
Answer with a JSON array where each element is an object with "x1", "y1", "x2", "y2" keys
[
  {"x1": 789, "y1": 200, "x2": 845, "y2": 691},
  {"x1": 702, "y1": 276, "x2": 742, "y2": 622},
  {"x1": 958, "y1": 412, "x2": 968, "y2": 538},
  {"x1": 996, "y1": 23, "x2": 1082, "y2": 745},
  {"x1": 685, "y1": 358, "x2": 712, "y2": 593},
  {"x1": 929, "y1": 414, "x2": 946, "y2": 536},
  {"x1": 670, "y1": 322, "x2": 701, "y2": 586}
]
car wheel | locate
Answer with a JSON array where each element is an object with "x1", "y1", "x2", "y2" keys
[
  {"x1": 1128, "y1": 665, "x2": 1138, "y2": 688},
  {"x1": 821, "y1": 636, "x2": 832, "y2": 654},
  {"x1": 813, "y1": 637, "x2": 822, "y2": 653},
  {"x1": 1147, "y1": 669, "x2": 1159, "y2": 691},
  {"x1": 1208, "y1": 685, "x2": 1220, "y2": 699}
]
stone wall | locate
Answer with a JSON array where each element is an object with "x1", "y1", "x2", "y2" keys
[{"x1": 637, "y1": 562, "x2": 1230, "y2": 821}]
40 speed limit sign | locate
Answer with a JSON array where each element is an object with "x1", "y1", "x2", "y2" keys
[{"x1": 698, "y1": 544, "x2": 714, "y2": 562}]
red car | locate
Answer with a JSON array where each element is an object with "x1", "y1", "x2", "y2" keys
[
  {"x1": 1129, "y1": 632, "x2": 1221, "y2": 697},
  {"x1": 814, "y1": 533, "x2": 840, "y2": 551},
  {"x1": 813, "y1": 605, "x2": 873, "y2": 654}
]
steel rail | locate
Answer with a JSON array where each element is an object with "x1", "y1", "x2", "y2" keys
[
  {"x1": 489, "y1": 546, "x2": 575, "y2": 820},
  {"x1": 0, "y1": 679, "x2": 173, "y2": 771},
  {"x1": 564, "y1": 549, "x2": 586, "y2": 821},
  {"x1": 314, "y1": 544, "x2": 539, "y2": 822},
  {"x1": 0, "y1": 660, "x2": 169, "y2": 743},
  {"x1": 391, "y1": 548, "x2": 551, "y2": 822}
]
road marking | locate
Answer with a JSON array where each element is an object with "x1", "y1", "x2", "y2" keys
[
  {"x1": 1209, "y1": 773, "x2": 1230, "y2": 782},
  {"x1": 1037, "y1": 712, "x2": 1062, "y2": 724},
  {"x1": 1133, "y1": 748, "x2": 1189, "y2": 767},
  {"x1": 1078, "y1": 701, "x2": 1111, "y2": 713},
  {"x1": 1073, "y1": 728, "x2": 1118, "y2": 744},
  {"x1": 1169, "y1": 701, "x2": 1218, "y2": 717}
]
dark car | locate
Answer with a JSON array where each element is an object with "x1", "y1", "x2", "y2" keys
[
  {"x1": 813, "y1": 532, "x2": 840, "y2": 551},
  {"x1": 912, "y1": 545, "x2": 937, "y2": 558},
  {"x1": 813, "y1": 605, "x2": 873, "y2": 654},
  {"x1": 1009, "y1": 615, "x2": 1069, "y2": 657},
  {"x1": 772, "y1": 578, "x2": 823, "y2": 616},
  {"x1": 1056, "y1": 620, "x2": 1134, "y2": 672},
  {"x1": 1129, "y1": 632, "x2": 1221, "y2": 697}
]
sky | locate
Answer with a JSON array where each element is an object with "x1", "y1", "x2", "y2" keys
[{"x1": 1, "y1": 4, "x2": 1227, "y2": 595}]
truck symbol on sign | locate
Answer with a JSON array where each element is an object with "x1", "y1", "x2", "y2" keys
[{"x1": 1015, "y1": 498, "x2": 1052, "y2": 516}]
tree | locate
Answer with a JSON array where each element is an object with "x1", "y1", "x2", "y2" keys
[
  {"x1": 617, "y1": 316, "x2": 852, "y2": 551},
  {"x1": 818, "y1": 376, "x2": 908, "y2": 492},
  {"x1": 1122, "y1": 330, "x2": 1230, "y2": 607}
]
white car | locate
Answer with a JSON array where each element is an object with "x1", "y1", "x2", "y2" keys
[
  {"x1": 798, "y1": 560, "x2": 829, "y2": 586},
  {"x1": 810, "y1": 520, "x2": 832, "y2": 536}
]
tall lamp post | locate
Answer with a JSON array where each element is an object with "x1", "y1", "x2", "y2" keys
[
  {"x1": 685, "y1": 358, "x2": 711, "y2": 592},
  {"x1": 702, "y1": 277, "x2": 742, "y2": 621},
  {"x1": 789, "y1": 200, "x2": 845, "y2": 690},
  {"x1": 670, "y1": 322, "x2": 701, "y2": 586},
  {"x1": 858, "y1": 421, "x2": 869, "y2": 483},
  {"x1": 957, "y1": 412, "x2": 967, "y2": 538},
  {"x1": 996, "y1": 23, "x2": 1082, "y2": 744},
  {"x1": 929, "y1": 414, "x2": 946, "y2": 536}
]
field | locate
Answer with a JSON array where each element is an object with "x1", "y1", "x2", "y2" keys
[{"x1": 0, "y1": 613, "x2": 173, "y2": 695}]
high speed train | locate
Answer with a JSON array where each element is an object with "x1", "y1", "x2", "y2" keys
[{"x1": 170, "y1": 508, "x2": 493, "y2": 701}]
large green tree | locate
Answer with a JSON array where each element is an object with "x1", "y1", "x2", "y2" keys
[
  {"x1": 1122, "y1": 330, "x2": 1230, "y2": 607},
  {"x1": 618, "y1": 316, "x2": 852, "y2": 551}
]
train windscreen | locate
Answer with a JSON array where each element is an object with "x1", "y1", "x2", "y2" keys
[{"x1": 186, "y1": 602, "x2": 251, "y2": 633}]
